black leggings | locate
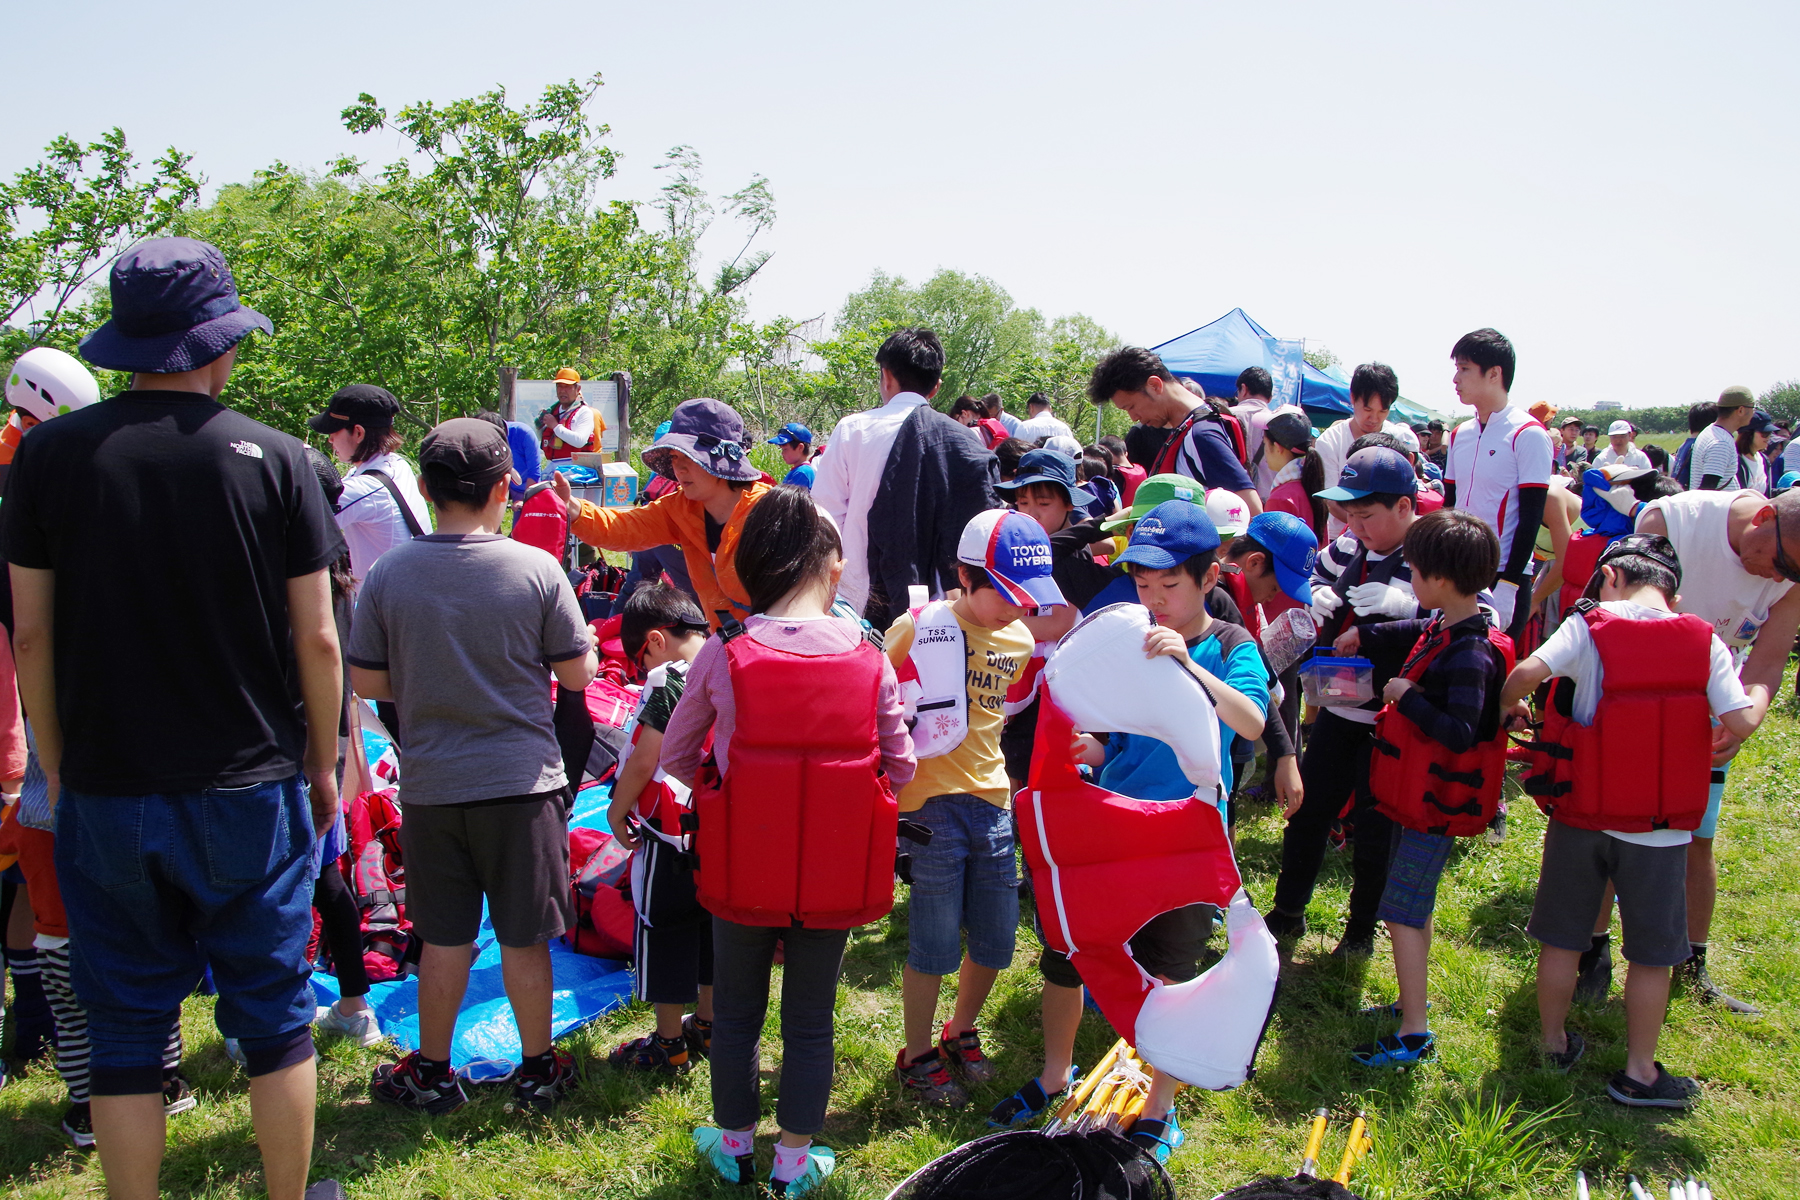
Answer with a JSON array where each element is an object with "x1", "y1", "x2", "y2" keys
[
  {"x1": 1272, "y1": 709, "x2": 1394, "y2": 931},
  {"x1": 314, "y1": 864, "x2": 369, "y2": 999}
]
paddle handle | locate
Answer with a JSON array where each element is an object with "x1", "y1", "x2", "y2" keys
[{"x1": 1300, "y1": 1108, "x2": 1330, "y2": 1176}]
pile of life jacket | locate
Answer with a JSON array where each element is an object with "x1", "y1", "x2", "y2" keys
[
  {"x1": 562, "y1": 821, "x2": 635, "y2": 960},
  {"x1": 337, "y1": 769, "x2": 420, "y2": 983},
  {"x1": 1367, "y1": 619, "x2": 1516, "y2": 837}
]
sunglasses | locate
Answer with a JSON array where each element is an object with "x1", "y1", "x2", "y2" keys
[
  {"x1": 691, "y1": 433, "x2": 745, "y2": 462},
  {"x1": 1771, "y1": 509, "x2": 1800, "y2": 584}
]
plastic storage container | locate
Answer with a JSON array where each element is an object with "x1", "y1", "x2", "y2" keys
[
  {"x1": 1297, "y1": 655, "x2": 1375, "y2": 708},
  {"x1": 1259, "y1": 607, "x2": 1317, "y2": 677}
]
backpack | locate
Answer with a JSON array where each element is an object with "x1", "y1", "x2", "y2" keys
[
  {"x1": 513, "y1": 480, "x2": 569, "y2": 562},
  {"x1": 562, "y1": 826, "x2": 635, "y2": 959},
  {"x1": 1203, "y1": 397, "x2": 1252, "y2": 469},
  {"x1": 345, "y1": 788, "x2": 420, "y2": 982}
]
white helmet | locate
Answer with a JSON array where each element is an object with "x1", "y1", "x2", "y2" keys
[{"x1": 7, "y1": 346, "x2": 101, "y2": 423}]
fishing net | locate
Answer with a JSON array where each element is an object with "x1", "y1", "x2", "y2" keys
[
  {"x1": 885, "y1": 1129, "x2": 1175, "y2": 1200},
  {"x1": 1213, "y1": 1175, "x2": 1366, "y2": 1200}
]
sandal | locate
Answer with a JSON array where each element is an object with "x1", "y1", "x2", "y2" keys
[
  {"x1": 1542, "y1": 1030, "x2": 1585, "y2": 1074},
  {"x1": 1607, "y1": 1063, "x2": 1700, "y2": 1109},
  {"x1": 692, "y1": 1127, "x2": 756, "y2": 1186},
  {"x1": 608, "y1": 1032, "x2": 692, "y2": 1075},
  {"x1": 1128, "y1": 1111, "x2": 1185, "y2": 1165},
  {"x1": 987, "y1": 1069, "x2": 1078, "y2": 1128},
  {"x1": 682, "y1": 1013, "x2": 712, "y2": 1061},
  {"x1": 1350, "y1": 1031, "x2": 1435, "y2": 1068}
]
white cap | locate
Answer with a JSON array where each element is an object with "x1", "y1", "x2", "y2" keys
[
  {"x1": 1204, "y1": 487, "x2": 1249, "y2": 538},
  {"x1": 6, "y1": 346, "x2": 101, "y2": 423},
  {"x1": 1391, "y1": 424, "x2": 1421, "y2": 455},
  {"x1": 1607, "y1": 419, "x2": 1633, "y2": 436},
  {"x1": 1044, "y1": 435, "x2": 1083, "y2": 458}
]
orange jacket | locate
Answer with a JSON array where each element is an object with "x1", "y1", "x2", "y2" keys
[{"x1": 569, "y1": 481, "x2": 771, "y2": 629}]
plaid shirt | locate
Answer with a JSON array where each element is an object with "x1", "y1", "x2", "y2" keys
[{"x1": 1364, "y1": 613, "x2": 1503, "y2": 754}]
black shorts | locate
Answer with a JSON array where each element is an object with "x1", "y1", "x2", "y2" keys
[
  {"x1": 1039, "y1": 903, "x2": 1213, "y2": 989},
  {"x1": 1526, "y1": 819, "x2": 1689, "y2": 967},
  {"x1": 1001, "y1": 695, "x2": 1041, "y2": 782},
  {"x1": 632, "y1": 832, "x2": 714, "y2": 1004},
  {"x1": 400, "y1": 789, "x2": 573, "y2": 948}
]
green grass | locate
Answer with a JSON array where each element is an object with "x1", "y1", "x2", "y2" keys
[{"x1": 7, "y1": 685, "x2": 1800, "y2": 1199}]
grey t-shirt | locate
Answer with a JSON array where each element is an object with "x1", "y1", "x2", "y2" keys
[{"x1": 348, "y1": 534, "x2": 593, "y2": 805}]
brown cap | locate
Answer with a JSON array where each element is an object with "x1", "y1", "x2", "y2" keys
[
  {"x1": 419, "y1": 417, "x2": 512, "y2": 495},
  {"x1": 1717, "y1": 384, "x2": 1755, "y2": 409}
]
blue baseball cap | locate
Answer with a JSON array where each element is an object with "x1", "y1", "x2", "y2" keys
[
  {"x1": 1116, "y1": 499, "x2": 1222, "y2": 572},
  {"x1": 1243, "y1": 511, "x2": 1316, "y2": 605},
  {"x1": 1317, "y1": 446, "x2": 1418, "y2": 501},
  {"x1": 996, "y1": 448, "x2": 1097, "y2": 507},
  {"x1": 956, "y1": 509, "x2": 1068, "y2": 608},
  {"x1": 1777, "y1": 471, "x2": 1800, "y2": 492},
  {"x1": 766, "y1": 421, "x2": 813, "y2": 446}
]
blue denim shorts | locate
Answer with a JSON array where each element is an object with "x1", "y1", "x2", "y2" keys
[
  {"x1": 905, "y1": 794, "x2": 1018, "y2": 975},
  {"x1": 56, "y1": 775, "x2": 319, "y2": 1092},
  {"x1": 1376, "y1": 826, "x2": 1456, "y2": 929}
]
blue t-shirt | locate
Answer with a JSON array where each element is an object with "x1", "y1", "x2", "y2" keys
[
  {"x1": 507, "y1": 422, "x2": 544, "y2": 499},
  {"x1": 1097, "y1": 621, "x2": 1268, "y2": 804},
  {"x1": 782, "y1": 463, "x2": 816, "y2": 489}
]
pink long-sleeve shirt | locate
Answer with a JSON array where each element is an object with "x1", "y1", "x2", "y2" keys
[{"x1": 660, "y1": 613, "x2": 916, "y2": 789}]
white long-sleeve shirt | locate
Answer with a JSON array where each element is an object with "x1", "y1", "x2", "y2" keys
[{"x1": 812, "y1": 391, "x2": 932, "y2": 614}]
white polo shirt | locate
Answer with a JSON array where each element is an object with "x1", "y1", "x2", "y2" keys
[{"x1": 1445, "y1": 406, "x2": 1554, "y2": 570}]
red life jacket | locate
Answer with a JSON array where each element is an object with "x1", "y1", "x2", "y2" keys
[
  {"x1": 1368, "y1": 620, "x2": 1516, "y2": 837},
  {"x1": 1150, "y1": 401, "x2": 1251, "y2": 478},
  {"x1": 512, "y1": 480, "x2": 569, "y2": 561},
  {"x1": 1557, "y1": 531, "x2": 1608, "y2": 614},
  {"x1": 1523, "y1": 604, "x2": 1715, "y2": 832},
  {"x1": 561, "y1": 826, "x2": 635, "y2": 959},
  {"x1": 540, "y1": 400, "x2": 598, "y2": 460},
  {"x1": 1220, "y1": 571, "x2": 1263, "y2": 640},
  {"x1": 691, "y1": 631, "x2": 897, "y2": 928},
  {"x1": 345, "y1": 789, "x2": 419, "y2": 982}
]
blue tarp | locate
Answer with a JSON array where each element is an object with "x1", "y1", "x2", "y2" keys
[
  {"x1": 1151, "y1": 308, "x2": 1353, "y2": 416},
  {"x1": 310, "y1": 782, "x2": 634, "y2": 1071}
]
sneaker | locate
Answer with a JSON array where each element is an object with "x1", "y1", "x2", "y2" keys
[
  {"x1": 1350, "y1": 1031, "x2": 1435, "y2": 1068},
  {"x1": 987, "y1": 1070, "x2": 1077, "y2": 1128},
  {"x1": 163, "y1": 1072, "x2": 198, "y2": 1116},
  {"x1": 769, "y1": 1144, "x2": 837, "y2": 1197},
  {"x1": 681, "y1": 1013, "x2": 712, "y2": 1061},
  {"x1": 314, "y1": 999, "x2": 384, "y2": 1048},
  {"x1": 1607, "y1": 1062, "x2": 1700, "y2": 1110},
  {"x1": 303, "y1": 1183, "x2": 348, "y2": 1200},
  {"x1": 1262, "y1": 909, "x2": 1307, "y2": 944},
  {"x1": 1128, "y1": 1110, "x2": 1185, "y2": 1166},
  {"x1": 693, "y1": 1127, "x2": 757, "y2": 1187},
  {"x1": 607, "y1": 1032, "x2": 692, "y2": 1075},
  {"x1": 1330, "y1": 924, "x2": 1377, "y2": 959},
  {"x1": 939, "y1": 1023, "x2": 998, "y2": 1085},
  {"x1": 1677, "y1": 947, "x2": 1760, "y2": 1016},
  {"x1": 895, "y1": 1047, "x2": 968, "y2": 1108},
  {"x1": 1574, "y1": 936, "x2": 1614, "y2": 1004},
  {"x1": 1484, "y1": 809, "x2": 1508, "y2": 846},
  {"x1": 62, "y1": 1101, "x2": 96, "y2": 1148},
  {"x1": 1326, "y1": 823, "x2": 1347, "y2": 854},
  {"x1": 512, "y1": 1048, "x2": 577, "y2": 1114},
  {"x1": 371, "y1": 1051, "x2": 469, "y2": 1114},
  {"x1": 1542, "y1": 1030, "x2": 1586, "y2": 1073}
]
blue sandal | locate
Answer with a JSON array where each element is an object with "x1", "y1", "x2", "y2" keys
[
  {"x1": 1351, "y1": 1031, "x2": 1435, "y2": 1068},
  {"x1": 1128, "y1": 1111, "x2": 1185, "y2": 1165},
  {"x1": 693, "y1": 1128, "x2": 757, "y2": 1187},
  {"x1": 986, "y1": 1069, "x2": 1078, "y2": 1128}
]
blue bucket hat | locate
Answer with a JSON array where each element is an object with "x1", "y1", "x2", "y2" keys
[
  {"x1": 78, "y1": 238, "x2": 272, "y2": 374},
  {"x1": 1243, "y1": 511, "x2": 1316, "y2": 605},
  {"x1": 1116, "y1": 500, "x2": 1222, "y2": 571},
  {"x1": 641, "y1": 398, "x2": 760, "y2": 482},
  {"x1": 997, "y1": 448, "x2": 1096, "y2": 507},
  {"x1": 1317, "y1": 446, "x2": 1418, "y2": 501},
  {"x1": 766, "y1": 421, "x2": 813, "y2": 446}
]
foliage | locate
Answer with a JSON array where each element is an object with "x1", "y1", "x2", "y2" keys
[
  {"x1": 1304, "y1": 343, "x2": 1341, "y2": 373},
  {"x1": 1759, "y1": 380, "x2": 1800, "y2": 426},
  {"x1": 0, "y1": 127, "x2": 200, "y2": 364}
]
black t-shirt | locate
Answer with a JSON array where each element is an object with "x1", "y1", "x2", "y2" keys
[{"x1": 1, "y1": 391, "x2": 344, "y2": 794}]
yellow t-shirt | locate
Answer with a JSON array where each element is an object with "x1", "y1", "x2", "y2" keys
[{"x1": 885, "y1": 608, "x2": 1033, "y2": 812}]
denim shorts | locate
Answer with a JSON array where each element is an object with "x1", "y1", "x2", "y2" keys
[
  {"x1": 1376, "y1": 826, "x2": 1456, "y2": 929},
  {"x1": 905, "y1": 794, "x2": 1018, "y2": 975},
  {"x1": 56, "y1": 775, "x2": 319, "y2": 1092}
]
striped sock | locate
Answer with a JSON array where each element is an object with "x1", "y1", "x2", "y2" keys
[{"x1": 36, "y1": 944, "x2": 90, "y2": 1104}]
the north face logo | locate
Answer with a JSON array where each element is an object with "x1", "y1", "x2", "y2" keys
[{"x1": 231, "y1": 440, "x2": 264, "y2": 460}]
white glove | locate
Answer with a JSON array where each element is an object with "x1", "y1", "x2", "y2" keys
[
  {"x1": 1601, "y1": 484, "x2": 1641, "y2": 518},
  {"x1": 1490, "y1": 579, "x2": 1519, "y2": 628},
  {"x1": 1309, "y1": 587, "x2": 1344, "y2": 628},
  {"x1": 1346, "y1": 580, "x2": 1417, "y2": 620}
]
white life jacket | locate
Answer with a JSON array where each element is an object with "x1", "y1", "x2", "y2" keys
[
  {"x1": 896, "y1": 600, "x2": 968, "y2": 759},
  {"x1": 618, "y1": 661, "x2": 692, "y2": 849}
]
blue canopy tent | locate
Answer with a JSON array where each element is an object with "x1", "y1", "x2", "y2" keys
[{"x1": 1151, "y1": 308, "x2": 1353, "y2": 420}]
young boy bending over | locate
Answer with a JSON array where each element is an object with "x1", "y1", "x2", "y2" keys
[
  {"x1": 1502, "y1": 534, "x2": 1763, "y2": 1109},
  {"x1": 1337, "y1": 509, "x2": 1507, "y2": 1067},
  {"x1": 606, "y1": 582, "x2": 715, "y2": 1075}
]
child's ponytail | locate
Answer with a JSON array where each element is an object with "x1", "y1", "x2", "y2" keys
[
  {"x1": 1300, "y1": 447, "x2": 1329, "y2": 536},
  {"x1": 733, "y1": 484, "x2": 844, "y2": 615}
]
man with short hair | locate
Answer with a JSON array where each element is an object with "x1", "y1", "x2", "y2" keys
[
  {"x1": 538, "y1": 366, "x2": 601, "y2": 463},
  {"x1": 1692, "y1": 387, "x2": 1756, "y2": 491},
  {"x1": 1087, "y1": 347, "x2": 1260, "y2": 517},
  {"x1": 982, "y1": 392, "x2": 1020, "y2": 437},
  {"x1": 1423, "y1": 420, "x2": 1448, "y2": 471},
  {"x1": 1557, "y1": 416, "x2": 1588, "y2": 474},
  {"x1": 1231, "y1": 366, "x2": 1277, "y2": 496},
  {"x1": 1593, "y1": 421, "x2": 1651, "y2": 471},
  {"x1": 1671, "y1": 402, "x2": 1718, "y2": 489},
  {"x1": 1013, "y1": 392, "x2": 1075, "y2": 444},
  {"x1": 1314, "y1": 363, "x2": 1413, "y2": 538},
  {"x1": 1443, "y1": 327, "x2": 1552, "y2": 647},
  {"x1": 3, "y1": 237, "x2": 345, "y2": 1200}
]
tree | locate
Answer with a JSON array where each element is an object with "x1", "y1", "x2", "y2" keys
[
  {"x1": 1759, "y1": 380, "x2": 1800, "y2": 426},
  {"x1": 0, "y1": 128, "x2": 200, "y2": 363},
  {"x1": 1303, "y1": 343, "x2": 1340, "y2": 373}
]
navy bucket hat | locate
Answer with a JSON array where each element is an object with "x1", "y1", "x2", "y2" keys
[
  {"x1": 78, "y1": 237, "x2": 272, "y2": 374},
  {"x1": 641, "y1": 398, "x2": 761, "y2": 482}
]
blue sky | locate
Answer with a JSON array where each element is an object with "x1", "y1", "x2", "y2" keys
[{"x1": 8, "y1": 0, "x2": 1795, "y2": 412}]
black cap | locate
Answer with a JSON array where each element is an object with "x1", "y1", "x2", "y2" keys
[
  {"x1": 309, "y1": 384, "x2": 400, "y2": 435},
  {"x1": 1596, "y1": 533, "x2": 1683, "y2": 591},
  {"x1": 1264, "y1": 410, "x2": 1313, "y2": 450},
  {"x1": 419, "y1": 417, "x2": 512, "y2": 495}
]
